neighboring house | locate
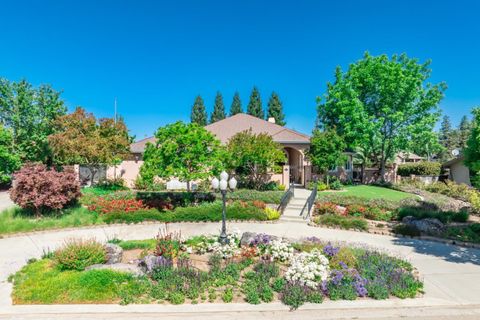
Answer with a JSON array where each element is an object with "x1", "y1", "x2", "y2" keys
[
  {"x1": 394, "y1": 152, "x2": 425, "y2": 164},
  {"x1": 443, "y1": 156, "x2": 471, "y2": 186},
  {"x1": 109, "y1": 113, "x2": 354, "y2": 187}
]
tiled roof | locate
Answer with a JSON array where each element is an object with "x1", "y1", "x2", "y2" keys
[{"x1": 130, "y1": 113, "x2": 310, "y2": 153}]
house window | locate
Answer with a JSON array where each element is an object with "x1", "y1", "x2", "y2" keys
[{"x1": 345, "y1": 160, "x2": 352, "y2": 171}]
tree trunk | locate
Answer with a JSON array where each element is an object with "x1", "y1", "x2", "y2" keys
[
  {"x1": 186, "y1": 180, "x2": 191, "y2": 191},
  {"x1": 360, "y1": 163, "x2": 365, "y2": 184},
  {"x1": 89, "y1": 166, "x2": 98, "y2": 186},
  {"x1": 379, "y1": 159, "x2": 386, "y2": 183}
]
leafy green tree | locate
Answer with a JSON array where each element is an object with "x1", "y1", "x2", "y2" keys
[
  {"x1": 230, "y1": 92, "x2": 243, "y2": 116},
  {"x1": 307, "y1": 129, "x2": 346, "y2": 185},
  {"x1": 48, "y1": 107, "x2": 132, "y2": 185},
  {"x1": 464, "y1": 107, "x2": 480, "y2": 188},
  {"x1": 266, "y1": 92, "x2": 286, "y2": 126},
  {"x1": 141, "y1": 122, "x2": 223, "y2": 190},
  {"x1": 0, "y1": 78, "x2": 66, "y2": 163},
  {"x1": 210, "y1": 92, "x2": 226, "y2": 123},
  {"x1": 190, "y1": 95, "x2": 207, "y2": 126},
  {"x1": 317, "y1": 52, "x2": 446, "y2": 180},
  {"x1": 0, "y1": 125, "x2": 21, "y2": 186},
  {"x1": 247, "y1": 87, "x2": 264, "y2": 119},
  {"x1": 226, "y1": 129, "x2": 286, "y2": 190},
  {"x1": 458, "y1": 115, "x2": 472, "y2": 149}
]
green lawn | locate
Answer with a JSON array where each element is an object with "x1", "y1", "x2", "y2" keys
[{"x1": 319, "y1": 185, "x2": 416, "y2": 202}]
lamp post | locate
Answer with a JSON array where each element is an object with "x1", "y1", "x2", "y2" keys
[{"x1": 211, "y1": 171, "x2": 237, "y2": 244}]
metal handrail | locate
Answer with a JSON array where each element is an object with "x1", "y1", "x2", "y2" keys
[
  {"x1": 277, "y1": 182, "x2": 294, "y2": 215},
  {"x1": 300, "y1": 181, "x2": 317, "y2": 220}
]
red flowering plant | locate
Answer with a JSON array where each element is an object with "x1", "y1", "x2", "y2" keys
[
  {"x1": 345, "y1": 204, "x2": 367, "y2": 217},
  {"x1": 87, "y1": 197, "x2": 148, "y2": 214},
  {"x1": 314, "y1": 202, "x2": 342, "y2": 216},
  {"x1": 240, "y1": 245, "x2": 259, "y2": 258}
]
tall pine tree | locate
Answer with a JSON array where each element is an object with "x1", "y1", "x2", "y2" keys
[
  {"x1": 438, "y1": 115, "x2": 457, "y2": 161},
  {"x1": 458, "y1": 115, "x2": 472, "y2": 149},
  {"x1": 190, "y1": 95, "x2": 207, "y2": 126},
  {"x1": 266, "y1": 92, "x2": 286, "y2": 125},
  {"x1": 210, "y1": 92, "x2": 226, "y2": 123},
  {"x1": 230, "y1": 92, "x2": 243, "y2": 116},
  {"x1": 247, "y1": 87, "x2": 264, "y2": 119}
]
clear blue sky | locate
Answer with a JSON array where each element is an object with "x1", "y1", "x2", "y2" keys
[{"x1": 1, "y1": 0, "x2": 479, "y2": 140}]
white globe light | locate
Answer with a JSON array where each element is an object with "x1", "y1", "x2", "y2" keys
[
  {"x1": 229, "y1": 177, "x2": 237, "y2": 190},
  {"x1": 220, "y1": 171, "x2": 229, "y2": 181},
  {"x1": 219, "y1": 179, "x2": 228, "y2": 191},
  {"x1": 211, "y1": 177, "x2": 219, "y2": 189}
]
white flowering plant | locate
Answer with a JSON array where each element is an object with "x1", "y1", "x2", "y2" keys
[
  {"x1": 267, "y1": 239, "x2": 294, "y2": 262},
  {"x1": 285, "y1": 249, "x2": 330, "y2": 288},
  {"x1": 192, "y1": 230, "x2": 241, "y2": 258}
]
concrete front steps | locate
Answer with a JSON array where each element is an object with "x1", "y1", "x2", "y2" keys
[{"x1": 279, "y1": 188, "x2": 311, "y2": 223}]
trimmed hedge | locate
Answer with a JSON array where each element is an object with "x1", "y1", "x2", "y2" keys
[
  {"x1": 135, "y1": 191, "x2": 215, "y2": 209},
  {"x1": 220, "y1": 189, "x2": 284, "y2": 204},
  {"x1": 397, "y1": 161, "x2": 441, "y2": 177},
  {"x1": 102, "y1": 201, "x2": 268, "y2": 224}
]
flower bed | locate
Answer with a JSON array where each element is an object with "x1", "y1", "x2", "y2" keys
[{"x1": 10, "y1": 231, "x2": 423, "y2": 309}]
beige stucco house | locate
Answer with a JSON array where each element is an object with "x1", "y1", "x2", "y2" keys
[
  {"x1": 109, "y1": 113, "x2": 353, "y2": 187},
  {"x1": 443, "y1": 156, "x2": 471, "y2": 186}
]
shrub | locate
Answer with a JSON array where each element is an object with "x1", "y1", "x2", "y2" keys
[
  {"x1": 315, "y1": 202, "x2": 342, "y2": 215},
  {"x1": 54, "y1": 239, "x2": 106, "y2": 271},
  {"x1": 397, "y1": 161, "x2": 441, "y2": 177},
  {"x1": 222, "y1": 189, "x2": 284, "y2": 204},
  {"x1": 329, "y1": 179, "x2": 343, "y2": 190},
  {"x1": 102, "y1": 201, "x2": 268, "y2": 224},
  {"x1": 393, "y1": 223, "x2": 421, "y2": 237},
  {"x1": 87, "y1": 198, "x2": 148, "y2": 214},
  {"x1": 136, "y1": 191, "x2": 215, "y2": 209},
  {"x1": 313, "y1": 214, "x2": 368, "y2": 231},
  {"x1": 264, "y1": 207, "x2": 280, "y2": 220},
  {"x1": 444, "y1": 223, "x2": 480, "y2": 243},
  {"x1": 10, "y1": 164, "x2": 81, "y2": 215},
  {"x1": 133, "y1": 176, "x2": 166, "y2": 191},
  {"x1": 396, "y1": 207, "x2": 469, "y2": 224}
]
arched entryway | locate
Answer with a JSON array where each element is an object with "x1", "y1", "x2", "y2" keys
[{"x1": 284, "y1": 147, "x2": 304, "y2": 185}]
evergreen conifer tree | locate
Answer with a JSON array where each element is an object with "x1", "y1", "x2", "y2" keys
[
  {"x1": 230, "y1": 92, "x2": 243, "y2": 116},
  {"x1": 190, "y1": 95, "x2": 207, "y2": 126},
  {"x1": 266, "y1": 92, "x2": 286, "y2": 125},
  {"x1": 246, "y1": 87, "x2": 264, "y2": 119},
  {"x1": 210, "y1": 92, "x2": 226, "y2": 123},
  {"x1": 458, "y1": 115, "x2": 472, "y2": 149}
]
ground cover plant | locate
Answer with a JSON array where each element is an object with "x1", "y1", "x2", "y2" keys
[{"x1": 10, "y1": 232, "x2": 423, "y2": 309}]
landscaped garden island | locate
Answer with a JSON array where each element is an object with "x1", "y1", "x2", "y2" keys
[{"x1": 9, "y1": 228, "x2": 423, "y2": 309}]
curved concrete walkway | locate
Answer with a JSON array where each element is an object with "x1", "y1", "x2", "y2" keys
[
  {"x1": 1, "y1": 221, "x2": 480, "y2": 319},
  {"x1": 0, "y1": 191, "x2": 13, "y2": 212}
]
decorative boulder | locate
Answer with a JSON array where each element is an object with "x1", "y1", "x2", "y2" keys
[
  {"x1": 402, "y1": 216, "x2": 445, "y2": 235},
  {"x1": 139, "y1": 254, "x2": 173, "y2": 273},
  {"x1": 86, "y1": 263, "x2": 144, "y2": 276},
  {"x1": 240, "y1": 232, "x2": 279, "y2": 247},
  {"x1": 105, "y1": 243, "x2": 123, "y2": 264}
]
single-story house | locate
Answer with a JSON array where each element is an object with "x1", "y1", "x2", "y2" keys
[
  {"x1": 443, "y1": 156, "x2": 471, "y2": 186},
  {"x1": 109, "y1": 113, "x2": 354, "y2": 187},
  {"x1": 394, "y1": 152, "x2": 425, "y2": 164}
]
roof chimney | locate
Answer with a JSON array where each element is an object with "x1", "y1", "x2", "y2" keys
[{"x1": 268, "y1": 117, "x2": 276, "y2": 124}]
